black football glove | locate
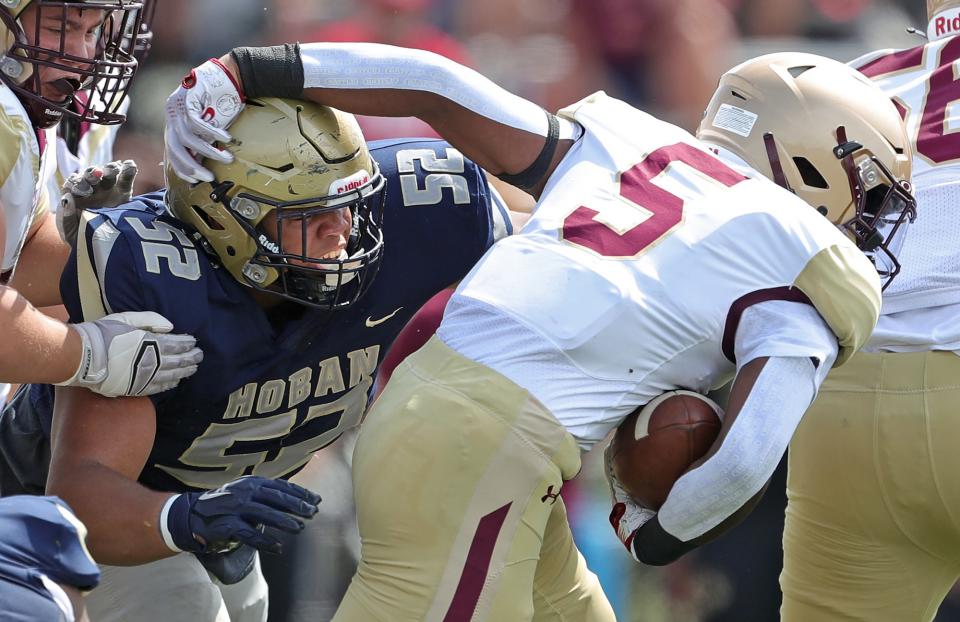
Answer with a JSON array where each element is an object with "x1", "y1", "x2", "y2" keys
[
  {"x1": 196, "y1": 543, "x2": 258, "y2": 585},
  {"x1": 163, "y1": 476, "x2": 321, "y2": 555}
]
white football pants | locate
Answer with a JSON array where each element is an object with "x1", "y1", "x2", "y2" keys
[{"x1": 84, "y1": 550, "x2": 268, "y2": 622}]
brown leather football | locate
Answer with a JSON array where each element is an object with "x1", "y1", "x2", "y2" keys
[{"x1": 610, "y1": 391, "x2": 723, "y2": 510}]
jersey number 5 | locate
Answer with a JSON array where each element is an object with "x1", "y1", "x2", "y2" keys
[{"x1": 561, "y1": 143, "x2": 748, "y2": 257}]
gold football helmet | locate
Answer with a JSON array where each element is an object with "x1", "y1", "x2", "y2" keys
[
  {"x1": 929, "y1": 0, "x2": 960, "y2": 19},
  {"x1": 165, "y1": 97, "x2": 385, "y2": 310},
  {"x1": 698, "y1": 52, "x2": 916, "y2": 288},
  {"x1": 0, "y1": 0, "x2": 143, "y2": 127}
]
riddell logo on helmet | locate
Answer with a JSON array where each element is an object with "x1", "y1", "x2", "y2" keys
[
  {"x1": 331, "y1": 171, "x2": 371, "y2": 196},
  {"x1": 933, "y1": 10, "x2": 960, "y2": 36},
  {"x1": 257, "y1": 234, "x2": 280, "y2": 254}
]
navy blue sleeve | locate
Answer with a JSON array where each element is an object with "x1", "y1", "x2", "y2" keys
[
  {"x1": 60, "y1": 209, "x2": 147, "y2": 324},
  {"x1": 59, "y1": 196, "x2": 212, "y2": 329},
  {"x1": 0, "y1": 496, "x2": 100, "y2": 589},
  {"x1": 58, "y1": 196, "x2": 219, "y2": 412}
]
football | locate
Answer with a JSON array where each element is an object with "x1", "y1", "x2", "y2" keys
[{"x1": 610, "y1": 391, "x2": 723, "y2": 510}]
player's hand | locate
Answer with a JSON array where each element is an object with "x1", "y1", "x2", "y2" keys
[
  {"x1": 164, "y1": 58, "x2": 245, "y2": 184},
  {"x1": 604, "y1": 442, "x2": 656, "y2": 562},
  {"x1": 57, "y1": 160, "x2": 138, "y2": 246},
  {"x1": 59, "y1": 311, "x2": 204, "y2": 397},
  {"x1": 163, "y1": 476, "x2": 322, "y2": 555},
  {"x1": 196, "y1": 543, "x2": 257, "y2": 585}
]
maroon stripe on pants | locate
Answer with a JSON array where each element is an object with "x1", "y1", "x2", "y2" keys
[{"x1": 442, "y1": 502, "x2": 513, "y2": 622}]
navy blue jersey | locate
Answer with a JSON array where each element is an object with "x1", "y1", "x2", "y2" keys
[
  {"x1": 0, "y1": 496, "x2": 100, "y2": 590},
  {"x1": 59, "y1": 139, "x2": 509, "y2": 493}
]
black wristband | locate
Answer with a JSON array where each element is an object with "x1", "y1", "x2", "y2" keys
[
  {"x1": 230, "y1": 43, "x2": 305, "y2": 100},
  {"x1": 632, "y1": 516, "x2": 696, "y2": 566},
  {"x1": 496, "y1": 111, "x2": 560, "y2": 191}
]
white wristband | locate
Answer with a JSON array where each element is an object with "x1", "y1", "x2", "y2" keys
[
  {"x1": 55, "y1": 324, "x2": 98, "y2": 386},
  {"x1": 158, "y1": 494, "x2": 183, "y2": 553}
]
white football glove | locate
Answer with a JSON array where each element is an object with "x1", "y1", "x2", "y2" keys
[
  {"x1": 604, "y1": 442, "x2": 656, "y2": 562},
  {"x1": 58, "y1": 311, "x2": 204, "y2": 397},
  {"x1": 57, "y1": 160, "x2": 139, "y2": 246},
  {"x1": 164, "y1": 58, "x2": 245, "y2": 184}
]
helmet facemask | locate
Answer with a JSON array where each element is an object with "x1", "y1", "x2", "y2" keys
[
  {"x1": 206, "y1": 164, "x2": 387, "y2": 310},
  {"x1": 833, "y1": 127, "x2": 916, "y2": 288},
  {"x1": 762, "y1": 125, "x2": 916, "y2": 290},
  {"x1": 0, "y1": 0, "x2": 142, "y2": 128},
  {"x1": 122, "y1": 0, "x2": 154, "y2": 63}
]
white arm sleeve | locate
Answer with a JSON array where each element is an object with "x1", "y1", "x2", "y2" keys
[
  {"x1": 657, "y1": 300, "x2": 840, "y2": 542},
  {"x1": 299, "y1": 42, "x2": 582, "y2": 140}
]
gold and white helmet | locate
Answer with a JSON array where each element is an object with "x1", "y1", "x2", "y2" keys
[
  {"x1": 698, "y1": 52, "x2": 916, "y2": 288},
  {"x1": 165, "y1": 97, "x2": 386, "y2": 310},
  {"x1": 929, "y1": 0, "x2": 960, "y2": 19}
]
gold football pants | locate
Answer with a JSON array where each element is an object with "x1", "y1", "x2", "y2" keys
[
  {"x1": 332, "y1": 337, "x2": 614, "y2": 622},
  {"x1": 781, "y1": 350, "x2": 960, "y2": 621}
]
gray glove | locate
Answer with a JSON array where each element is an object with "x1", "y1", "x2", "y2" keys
[
  {"x1": 58, "y1": 311, "x2": 203, "y2": 397},
  {"x1": 57, "y1": 160, "x2": 139, "y2": 246}
]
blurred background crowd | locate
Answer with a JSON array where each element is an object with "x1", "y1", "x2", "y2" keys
[{"x1": 117, "y1": 1, "x2": 952, "y2": 620}]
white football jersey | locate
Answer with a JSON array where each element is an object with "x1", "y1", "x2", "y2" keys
[
  {"x1": 851, "y1": 12, "x2": 960, "y2": 351},
  {"x1": 0, "y1": 85, "x2": 57, "y2": 282},
  {"x1": 0, "y1": 85, "x2": 58, "y2": 406},
  {"x1": 438, "y1": 93, "x2": 880, "y2": 447}
]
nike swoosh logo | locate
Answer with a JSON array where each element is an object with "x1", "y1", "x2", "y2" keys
[
  {"x1": 198, "y1": 491, "x2": 232, "y2": 501},
  {"x1": 365, "y1": 307, "x2": 403, "y2": 328}
]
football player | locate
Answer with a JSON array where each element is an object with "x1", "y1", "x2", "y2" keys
[
  {"x1": 0, "y1": 496, "x2": 99, "y2": 622},
  {"x1": 0, "y1": 0, "x2": 201, "y2": 400},
  {"x1": 0, "y1": 4, "x2": 197, "y2": 619},
  {"x1": 51, "y1": 0, "x2": 157, "y2": 214},
  {"x1": 2, "y1": 96, "x2": 520, "y2": 621},
  {"x1": 779, "y1": 2, "x2": 960, "y2": 620},
  {"x1": 164, "y1": 44, "x2": 916, "y2": 620}
]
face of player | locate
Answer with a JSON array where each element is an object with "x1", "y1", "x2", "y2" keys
[
  {"x1": 259, "y1": 205, "x2": 354, "y2": 270},
  {"x1": 19, "y1": 4, "x2": 108, "y2": 105}
]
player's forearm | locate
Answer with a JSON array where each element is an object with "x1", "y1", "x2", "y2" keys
[
  {"x1": 0, "y1": 285, "x2": 81, "y2": 383},
  {"x1": 46, "y1": 459, "x2": 175, "y2": 565},
  {"x1": 633, "y1": 484, "x2": 768, "y2": 566},
  {"x1": 645, "y1": 357, "x2": 815, "y2": 562},
  {"x1": 220, "y1": 43, "x2": 577, "y2": 189},
  {"x1": 9, "y1": 212, "x2": 70, "y2": 307}
]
